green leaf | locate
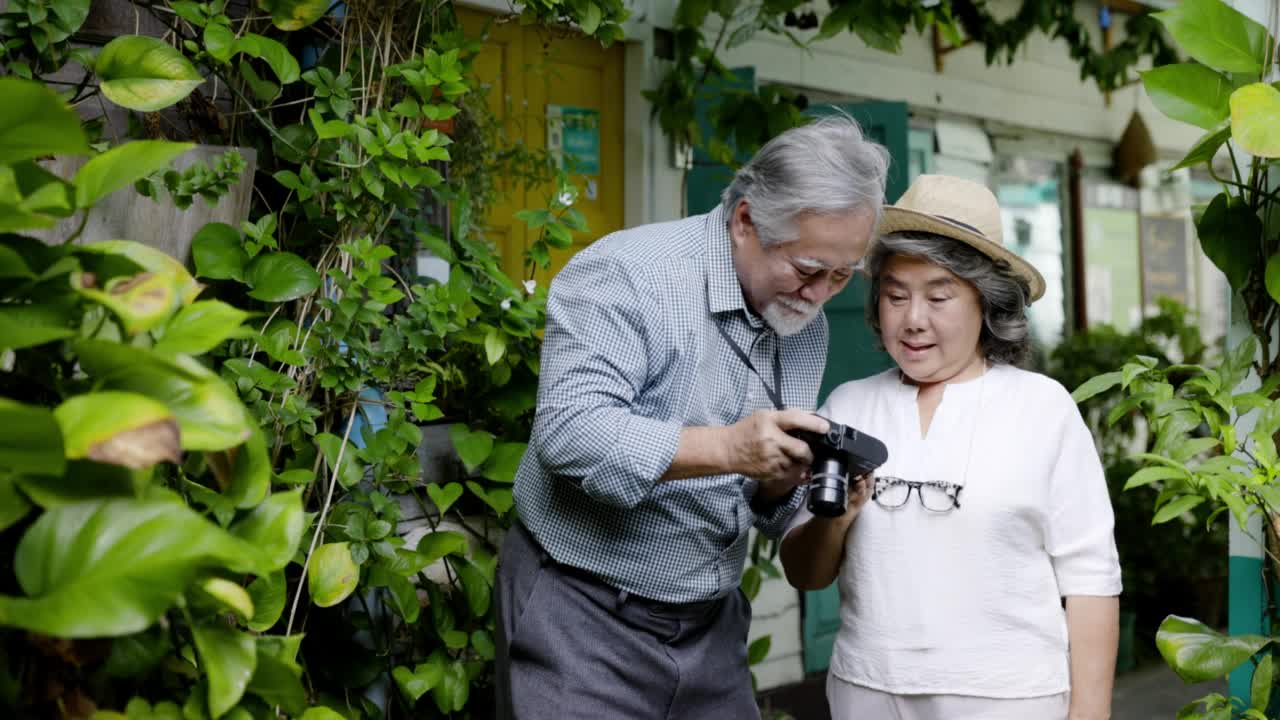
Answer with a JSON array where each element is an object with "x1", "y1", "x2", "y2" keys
[
  {"x1": 579, "y1": 3, "x2": 603, "y2": 35},
  {"x1": 0, "y1": 496, "x2": 264, "y2": 637},
  {"x1": 0, "y1": 474, "x2": 33, "y2": 531},
  {"x1": 298, "y1": 710, "x2": 347, "y2": 720},
  {"x1": 72, "y1": 270, "x2": 178, "y2": 336},
  {"x1": 560, "y1": 208, "x2": 588, "y2": 232},
  {"x1": 246, "y1": 635, "x2": 305, "y2": 714},
  {"x1": 0, "y1": 303, "x2": 76, "y2": 350},
  {"x1": 385, "y1": 574, "x2": 420, "y2": 623},
  {"x1": 0, "y1": 398, "x2": 65, "y2": 475},
  {"x1": 229, "y1": 489, "x2": 305, "y2": 571},
  {"x1": 0, "y1": 77, "x2": 90, "y2": 164},
  {"x1": 196, "y1": 577, "x2": 255, "y2": 621},
  {"x1": 748, "y1": 635, "x2": 771, "y2": 665},
  {"x1": 75, "y1": 140, "x2": 193, "y2": 209},
  {"x1": 260, "y1": 0, "x2": 329, "y2": 30},
  {"x1": 78, "y1": 240, "x2": 202, "y2": 305},
  {"x1": 1172, "y1": 437, "x2": 1220, "y2": 464},
  {"x1": 96, "y1": 35, "x2": 204, "y2": 111},
  {"x1": 245, "y1": 252, "x2": 320, "y2": 302},
  {"x1": 222, "y1": 427, "x2": 270, "y2": 508},
  {"x1": 233, "y1": 34, "x2": 300, "y2": 85},
  {"x1": 314, "y1": 433, "x2": 364, "y2": 489},
  {"x1": 308, "y1": 542, "x2": 358, "y2": 608},
  {"x1": 1071, "y1": 371, "x2": 1124, "y2": 403},
  {"x1": 466, "y1": 481, "x2": 514, "y2": 514},
  {"x1": 393, "y1": 654, "x2": 444, "y2": 703},
  {"x1": 544, "y1": 222, "x2": 574, "y2": 249},
  {"x1": 203, "y1": 23, "x2": 235, "y2": 63},
  {"x1": 75, "y1": 340, "x2": 252, "y2": 451},
  {"x1": 484, "y1": 327, "x2": 506, "y2": 365},
  {"x1": 14, "y1": 459, "x2": 145, "y2": 508},
  {"x1": 1141, "y1": 64, "x2": 1233, "y2": 130},
  {"x1": 471, "y1": 629, "x2": 496, "y2": 660},
  {"x1": 450, "y1": 557, "x2": 490, "y2": 617},
  {"x1": 416, "y1": 530, "x2": 468, "y2": 566},
  {"x1": 675, "y1": 0, "x2": 713, "y2": 28},
  {"x1": 192, "y1": 624, "x2": 256, "y2": 719},
  {"x1": 0, "y1": 244, "x2": 36, "y2": 278},
  {"x1": 103, "y1": 626, "x2": 170, "y2": 678},
  {"x1": 1251, "y1": 653, "x2": 1273, "y2": 710},
  {"x1": 54, "y1": 391, "x2": 179, "y2": 469},
  {"x1": 1265, "y1": 254, "x2": 1280, "y2": 304},
  {"x1": 246, "y1": 572, "x2": 286, "y2": 632},
  {"x1": 480, "y1": 443, "x2": 525, "y2": 484},
  {"x1": 432, "y1": 660, "x2": 469, "y2": 714},
  {"x1": 1230, "y1": 83, "x2": 1280, "y2": 158},
  {"x1": 1156, "y1": 615, "x2": 1270, "y2": 683},
  {"x1": 1125, "y1": 465, "x2": 1186, "y2": 491},
  {"x1": 449, "y1": 424, "x2": 494, "y2": 473},
  {"x1": 155, "y1": 301, "x2": 250, "y2": 355},
  {"x1": 1196, "y1": 193, "x2": 1259, "y2": 291},
  {"x1": 424, "y1": 479, "x2": 465, "y2": 512},
  {"x1": 740, "y1": 565, "x2": 762, "y2": 600},
  {"x1": 1155, "y1": 0, "x2": 1269, "y2": 73},
  {"x1": 1172, "y1": 123, "x2": 1233, "y2": 171},
  {"x1": 1153, "y1": 495, "x2": 1206, "y2": 524}
]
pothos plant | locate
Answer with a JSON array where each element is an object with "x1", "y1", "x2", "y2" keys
[
  {"x1": 1071, "y1": 0, "x2": 1280, "y2": 717},
  {"x1": 0, "y1": 0, "x2": 610, "y2": 718},
  {"x1": 0, "y1": 77, "x2": 308, "y2": 720}
]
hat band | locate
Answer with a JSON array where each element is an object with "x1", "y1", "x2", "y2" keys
[{"x1": 934, "y1": 213, "x2": 986, "y2": 239}]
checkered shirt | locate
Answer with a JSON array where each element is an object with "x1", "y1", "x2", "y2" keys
[{"x1": 513, "y1": 205, "x2": 828, "y2": 603}]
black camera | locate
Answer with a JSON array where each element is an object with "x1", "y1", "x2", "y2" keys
[{"x1": 791, "y1": 419, "x2": 888, "y2": 517}]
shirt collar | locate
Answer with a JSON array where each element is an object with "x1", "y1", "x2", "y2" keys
[{"x1": 705, "y1": 205, "x2": 762, "y2": 326}]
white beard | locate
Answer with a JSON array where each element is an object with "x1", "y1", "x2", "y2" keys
[{"x1": 762, "y1": 297, "x2": 820, "y2": 336}]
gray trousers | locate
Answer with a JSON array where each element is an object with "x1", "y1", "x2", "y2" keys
[{"x1": 494, "y1": 522, "x2": 760, "y2": 720}]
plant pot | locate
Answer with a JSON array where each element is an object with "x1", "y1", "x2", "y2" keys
[
  {"x1": 33, "y1": 145, "x2": 257, "y2": 263},
  {"x1": 401, "y1": 515, "x2": 505, "y2": 586}
]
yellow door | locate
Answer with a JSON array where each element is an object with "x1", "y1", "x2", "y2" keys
[{"x1": 460, "y1": 10, "x2": 626, "y2": 285}]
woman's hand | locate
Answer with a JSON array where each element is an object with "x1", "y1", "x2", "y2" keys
[{"x1": 779, "y1": 472, "x2": 874, "y2": 591}]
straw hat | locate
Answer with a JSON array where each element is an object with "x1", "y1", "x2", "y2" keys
[{"x1": 877, "y1": 174, "x2": 1045, "y2": 302}]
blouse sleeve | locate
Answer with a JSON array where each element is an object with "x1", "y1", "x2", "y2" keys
[{"x1": 1045, "y1": 397, "x2": 1123, "y2": 597}]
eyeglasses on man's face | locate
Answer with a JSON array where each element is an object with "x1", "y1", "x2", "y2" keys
[{"x1": 872, "y1": 476, "x2": 962, "y2": 513}]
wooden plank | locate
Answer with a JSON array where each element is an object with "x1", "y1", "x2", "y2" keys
[{"x1": 32, "y1": 145, "x2": 257, "y2": 264}]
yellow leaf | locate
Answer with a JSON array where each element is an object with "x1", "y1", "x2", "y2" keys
[{"x1": 1230, "y1": 83, "x2": 1280, "y2": 158}]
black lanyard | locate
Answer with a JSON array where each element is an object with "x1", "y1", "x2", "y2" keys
[{"x1": 714, "y1": 319, "x2": 784, "y2": 411}]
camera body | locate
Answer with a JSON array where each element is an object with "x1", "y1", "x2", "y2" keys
[{"x1": 791, "y1": 420, "x2": 888, "y2": 517}]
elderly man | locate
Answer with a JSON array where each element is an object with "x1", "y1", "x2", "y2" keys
[{"x1": 495, "y1": 115, "x2": 889, "y2": 719}]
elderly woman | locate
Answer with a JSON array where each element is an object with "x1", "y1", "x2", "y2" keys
[{"x1": 781, "y1": 175, "x2": 1121, "y2": 720}]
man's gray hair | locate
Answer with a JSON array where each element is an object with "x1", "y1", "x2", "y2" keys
[
  {"x1": 720, "y1": 113, "x2": 890, "y2": 247},
  {"x1": 866, "y1": 231, "x2": 1033, "y2": 366}
]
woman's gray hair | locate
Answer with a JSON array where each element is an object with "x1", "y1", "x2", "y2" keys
[
  {"x1": 866, "y1": 231, "x2": 1033, "y2": 366},
  {"x1": 721, "y1": 113, "x2": 890, "y2": 247}
]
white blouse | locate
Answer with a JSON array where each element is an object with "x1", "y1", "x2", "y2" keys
[{"x1": 785, "y1": 364, "x2": 1122, "y2": 698}]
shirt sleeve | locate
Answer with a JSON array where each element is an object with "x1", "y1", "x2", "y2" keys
[
  {"x1": 529, "y1": 252, "x2": 683, "y2": 509},
  {"x1": 752, "y1": 484, "x2": 807, "y2": 538},
  {"x1": 1045, "y1": 395, "x2": 1123, "y2": 597}
]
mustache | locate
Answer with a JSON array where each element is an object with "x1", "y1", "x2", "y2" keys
[{"x1": 776, "y1": 296, "x2": 816, "y2": 315}]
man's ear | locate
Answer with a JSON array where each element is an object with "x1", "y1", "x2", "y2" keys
[{"x1": 730, "y1": 200, "x2": 756, "y2": 247}]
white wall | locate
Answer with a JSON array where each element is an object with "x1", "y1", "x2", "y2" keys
[
  {"x1": 622, "y1": 0, "x2": 1207, "y2": 225},
  {"x1": 745, "y1": 531, "x2": 808, "y2": 691}
]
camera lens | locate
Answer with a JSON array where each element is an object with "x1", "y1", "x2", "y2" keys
[{"x1": 807, "y1": 457, "x2": 847, "y2": 517}]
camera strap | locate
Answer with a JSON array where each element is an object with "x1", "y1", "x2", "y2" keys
[{"x1": 714, "y1": 320, "x2": 784, "y2": 411}]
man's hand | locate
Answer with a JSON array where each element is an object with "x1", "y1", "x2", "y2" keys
[{"x1": 728, "y1": 410, "x2": 829, "y2": 499}]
